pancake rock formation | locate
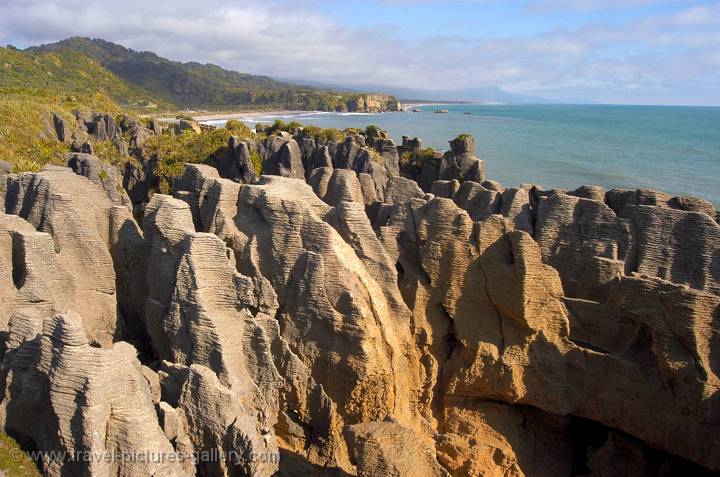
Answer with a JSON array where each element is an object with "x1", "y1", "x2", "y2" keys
[{"x1": 0, "y1": 126, "x2": 718, "y2": 477}]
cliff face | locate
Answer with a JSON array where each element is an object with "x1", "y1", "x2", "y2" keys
[
  {"x1": 347, "y1": 95, "x2": 405, "y2": 113},
  {"x1": 0, "y1": 123, "x2": 718, "y2": 477}
]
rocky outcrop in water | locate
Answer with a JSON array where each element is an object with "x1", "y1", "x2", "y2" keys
[{"x1": 1, "y1": 126, "x2": 718, "y2": 476}]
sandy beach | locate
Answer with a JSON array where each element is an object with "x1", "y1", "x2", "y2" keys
[{"x1": 191, "y1": 110, "x2": 306, "y2": 121}]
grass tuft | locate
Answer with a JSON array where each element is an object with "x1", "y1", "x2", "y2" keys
[{"x1": 0, "y1": 433, "x2": 42, "y2": 477}]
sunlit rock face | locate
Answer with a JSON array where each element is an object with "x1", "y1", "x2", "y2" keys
[{"x1": 0, "y1": 129, "x2": 718, "y2": 476}]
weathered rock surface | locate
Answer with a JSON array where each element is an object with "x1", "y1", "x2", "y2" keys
[
  {"x1": 438, "y1": 135, "x2": 485, "y2": 184},
  {"x1": 376, "y1": 192, "x2": 720, "y2": 472},
  {"x1": 175, "y1": 119, "x2": 202, "y2": 135},
  {"x1": 226, "y1": 175, "x2": 423, "y2": 430},
  {"x1": 346, "y1": 420, "x2": 449, "y2": 477},
  {"x1": 347, "y1": 94, "x2": 405, "y2": 113},
  {"x1": 0, "y1": 311, "x2": 185, "y2": 477},
  {"x1": 66, "y1": 152, "x2": 131, "y2": 206},
  {"x1": 4, "y1": 168, "x2": 126, "y2": 346},
  {"x1": 534, "y1": 192, "x2": 720, "y2": 297},
  {"x1": 0, "y1": 160, "x2": 11, "y2": 210},
  {"x1": 1, "y1": 127, "x2": 719, "y2": 477},
  {"x1": 216, "y1": 137, "x2": 258, "y2": 184},
  {"x1": 0, "y1": 214, "x2": 74, "y2": 335},
  {"x1": 141, "y1": 193, "x2": 283, "y2": 477},
  {"x1": 263, "y1": 136, "x2": 305, "y2": 179}
]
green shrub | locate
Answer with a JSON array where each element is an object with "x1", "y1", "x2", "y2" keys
[
  {"x1": 225, "y1": 119, "x2": 253, "y2": 139},
  {"x1": 266, "y1": 120, "x2": 287, "y2": 135},
  {"x1": 142, "y1": 128, "x2": 233, "y2": 193},
  {"x1": 342, "y1": 127, "x2": 362, "y2": 136},
  {"x1": 93, "y1": 140, "x2": 129, "y2": 166},
  {"x1": 368, "y1": 149, "x2": 383, "y2": 165},
  {"x1": 400, "y1": 147, "x2": 437, "y2": 170},
  {"x1": 0, "y1": 87, "x2": 136, "y2": 172},
  {"x1": 286, "y1": 121, "x2": 303, "y2": 131},
  {"x1": 0, "y1": 47, "x2": 167, "y2": 109},
  {"x1": 363, "y1": 125, "x2": 388, "y2": 141},
  {"x1": 300, "y1": 125, "x2": 321, "y2": 138},
  {"x1": 250, "y1": 150, "x2": 263, "y2": 176}
]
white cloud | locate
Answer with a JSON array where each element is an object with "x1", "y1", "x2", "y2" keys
[
  {"x1": 526, "y1": 0, "x2": 680, "y2": 13},
  {"x1": 1, "y1": 0, "x2": 719, "y2": 104}
]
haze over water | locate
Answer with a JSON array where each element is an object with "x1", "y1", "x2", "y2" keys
[{"x1": 207, "y1": 103, "x2": 720, "y2": 206}]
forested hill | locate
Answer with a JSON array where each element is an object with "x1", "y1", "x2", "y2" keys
[{"x1": 28, "y1": 37, "x2": 403, "y2": 112}]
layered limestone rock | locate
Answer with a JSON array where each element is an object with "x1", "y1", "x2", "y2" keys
[
  {"x1": 376, "y1": 192, "x2": 720, "y2": 472},
  {"x1": 66, "y1": 152, "x2": 131, "y2": 206},
  {"x1": 230, "y1": 176, "x2": 422, "y2": 426},
  {"x1": 309, "y1": 168, "x2": 366, "y2": 206},
  {"x1": 158, "y1": 362, "x2": 278, "y2": 477},
  {"x1": 345, "y1": 419, "x2": 449, "y2": 477},
  {"x1": 141, "y1": 193, "x2": 285, "y2": 475},
  {"x1": 2, "y1": 124, "x2": 719, "y2": 476},
  {"x1": 4, "y1": 167, "x2": 138, "y2": 347},
  {"x1": 438, "y1": 135, "x2": 485, "y2": 184},
  {"x1": 534, "y1": 192, "x2": 720, "y2": 298},
  {"x1": 0, "y1": 311, "x2": 185, "y2": 477},
  {"x1": 170, "y1": 167, "x2": 427, "y2": 452},
  {"x1": 216, "y1": 137, "x2": 259, "y2": 184},
  {"x1": 171, "y1": 171, "x2": 426, "y2": 438},
  {"x1": 0, "y1": 214, "x2": 74, "y2": 334},
  {"x1": 263, "y1": 135, "x2": 305, "y2": 179},
  {"x1": 347, "y1": 94, "x2": 405, "y2": 113},
  {"x1": 169, "y1": 166, "x2": 355, "y2": 470}
]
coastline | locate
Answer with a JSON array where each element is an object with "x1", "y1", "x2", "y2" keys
[
  {"x1": 191, "y1": 110, "x2": 308, "y2": 121},
  {"x1": 153, "y1": 108, "x2": 406, "y2": 123}
]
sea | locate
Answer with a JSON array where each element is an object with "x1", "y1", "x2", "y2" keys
[{"x1": 201, "y1": 103, "x2": 720, "y2": 205}]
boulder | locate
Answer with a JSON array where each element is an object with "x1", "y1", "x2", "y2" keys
[
  {"x1": 400, "y1": 136, "x2": 422, "y2": 153},
  {"x1": 333, "y1": 135, "x2": 363, "y2": 169},
  {"x1": 452, "y1": 181, "x2": 500, "y2": 221},
  {"x1": 534, "y1": 193, "x2": 624, "y2": 299},
  {"x1": 605, "y1": 188, "x2": 673, "y2": 215},
  {"x1": 176, "y1": 119, "x2": 202, "y2": 135},
  {"x1": 669, "y1": 195, "x2": 718, "y2": 221},
  {"x1": 620, "y1": 205, "x2": 720, "y2": 294},
  {"x1": 430, "y1": 179, "x2": 460, "y2": 199},
  {"x1": 310, "y1": 168, "x2": 365, "y2": 206},
  {"x1": 568, "y1": 184, "x2": 605, "y2": 202},
  {"x1": 312, "y1": 145, "x2": 333, "y2": 170}
]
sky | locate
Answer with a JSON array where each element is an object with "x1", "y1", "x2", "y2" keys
[{"x1": 1, "y1": 0, "x2": 719, "y2": 105}]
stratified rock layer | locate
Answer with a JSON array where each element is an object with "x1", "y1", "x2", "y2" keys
[
  {"x1": 1, "y1": 129, "x2": 718, "y2": 477},
  {"x1": 0, "y1": 311, "x2": 185, "y2": 477}
]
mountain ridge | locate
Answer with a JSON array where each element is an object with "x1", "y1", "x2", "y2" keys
[{"x1": 28, "y1": 37, "x2": 403, "y2": 112}]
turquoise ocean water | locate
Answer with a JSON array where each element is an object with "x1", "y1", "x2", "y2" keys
[{"x1": 204, "y1": 104, "x2": 720, "y2": 205}]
